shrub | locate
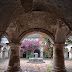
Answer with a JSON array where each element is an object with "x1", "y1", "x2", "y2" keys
[{"x1": 47, "y1": 66, "x2": 52, "y2": 72}]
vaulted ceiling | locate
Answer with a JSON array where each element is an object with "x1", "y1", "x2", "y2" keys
[{"x1": 0, "y1": 0, "x2": 72, "y2": 41}]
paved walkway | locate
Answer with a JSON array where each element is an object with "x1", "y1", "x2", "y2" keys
[{"x1": 0, "y1": 58, "x2": 72, "y2": 72}]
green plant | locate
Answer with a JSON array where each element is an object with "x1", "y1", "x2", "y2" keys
[
  {"x1": 44, "y1": 47, "x2": 52, "y2": 58},
  {"x1": 66, "y1": 39, "x2": 72, "y2": 44},
  {"x1": 47, "y1": 66, "x2": 52, "y2": 72},
  {"x1": 63, "y1": 48, "x2": 68, "y2": 53}
]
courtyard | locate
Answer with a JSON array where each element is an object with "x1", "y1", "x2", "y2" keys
[{"x1": 0, "y1": 58, "x2": 72, "y2": 72}]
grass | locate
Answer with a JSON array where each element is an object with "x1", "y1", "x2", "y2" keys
[{"x1": 47, "y1": 66, "x2": 52, "y2": 72}]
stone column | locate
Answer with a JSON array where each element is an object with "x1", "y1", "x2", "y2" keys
[
  {"x1": 40, "y1": 47, "x2": 43, "y2": 58},
  {"x1": 6, "y1": 43, "x2": 22, "y2": 72},
  {"x1": 40, "y1": 51, "x2": 43, "y2": 58},
  {"x1": 52, "y1": 44, "x2": 67, "y2": 72},
  {"x1": 5, "y1": 50, "x2": 8, "y2": 58},
  {"x1": 2, "y1": 50, "x2": 5, "y2": 58},
  {"x1": 69, "y1": 47, "x2": 72, "y2": 60}
]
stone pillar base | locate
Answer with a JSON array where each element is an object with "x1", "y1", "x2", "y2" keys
[
  {"x1": 4, "y1": 66, "x2": 22, "y2": 72},
  {"x1": 52, "y1": 67, "x2": 67, "y2": 72}
]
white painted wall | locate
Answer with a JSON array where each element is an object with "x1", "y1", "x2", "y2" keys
[
  {"x1": 0, "y1": 43, "x2": 10, "y2": 59},
  {"x1": 65, "y1": 44, "x2": 72, "y2": 59},
  {"x1": 40, "y1": 47, "x2": 43, "y2": 58}
]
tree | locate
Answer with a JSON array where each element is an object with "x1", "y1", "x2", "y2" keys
[
  {"x1": 21, "y1": 41, "x2": 39, "y2": 54},
  {"x1": 43, "y1": 38, "x2": 53, "y2": 58}
]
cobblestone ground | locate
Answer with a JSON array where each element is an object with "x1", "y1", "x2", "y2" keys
[{"x1": 0, "y1": 58, "x2": 72, "y2": 72}]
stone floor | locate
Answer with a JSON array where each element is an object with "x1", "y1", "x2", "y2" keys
[{"x1": 0, "y1": 58, "x2": 72, "y2": 72}]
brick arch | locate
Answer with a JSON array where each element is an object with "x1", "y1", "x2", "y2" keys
[{"x1": 19, "y1": 28, "x2": 55, "y2": 43}]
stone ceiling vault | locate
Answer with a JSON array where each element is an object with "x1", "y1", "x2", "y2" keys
[
  {"x1": 6, "y1": 11, "x2": 71, "y2": 43},
  {"x1": 0, "y1": 0, "x2": 72, "y2": 42}
]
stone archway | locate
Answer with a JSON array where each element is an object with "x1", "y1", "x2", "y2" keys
[
  {"x1": 20, "y1": 31, "x2": 54, "y2": 59},
  {"x1": 20, "y1": 28, "x2": 54, "y2": 43},
  {"x1": 20, "y1": 31, "x2": 54, "y2": 58}
]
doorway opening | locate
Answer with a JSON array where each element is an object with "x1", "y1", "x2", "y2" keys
[
  {"x1": 34, "y1": 50, "x2": 40, "y2": 57},
  {"x1": 23, "y1": 52, "x2": 26, "y2": 58}
]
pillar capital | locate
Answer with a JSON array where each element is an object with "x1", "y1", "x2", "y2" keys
[
  {"x1": 52, "y1": 44, "x2": 67, "y2": 50},
  {"x1": 53, "y1": 44, "x2": 67, "y2": 46}
]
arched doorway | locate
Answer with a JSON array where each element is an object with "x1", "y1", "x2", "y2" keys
[
  {"x1": 34, "y1": 50, "x2": 40, "y2": 57},
  {"x1": 23, "y1": 52, "x2": 26, "y2": 58},
  {"x1": 20, "y1": 32, "x2": 54, "y2": 59},
  {"x1": 65, "y1": 36, "x2": 72, "y2": 59}
]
